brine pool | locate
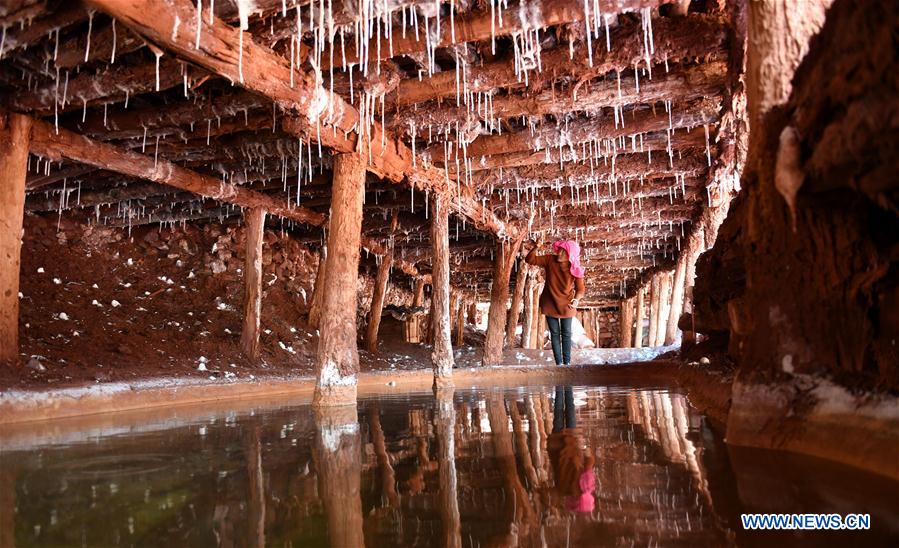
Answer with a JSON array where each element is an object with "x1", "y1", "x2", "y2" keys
[{"x1": 1, "y1": 383, "x2": 897, "y2": 547}]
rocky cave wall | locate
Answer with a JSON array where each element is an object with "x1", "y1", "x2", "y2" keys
[{"x1": 693, "y1": 0, "x2": 899, "y2": 392}]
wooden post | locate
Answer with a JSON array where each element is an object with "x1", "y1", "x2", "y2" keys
[
  {"x1": 655, "y1": 272, "x2": 672, "y2": 346},
  {"x1": 483, "y1": 236, "x2": 524, "y2": 364},
  {"x1": 430, "y1": 195, "x2": 454, "y2": 385},
  {"x1": 239, "y1": 207, "x2": 266, "y2": 359},
  {"x1": 314, "y1": 153, "x2": 365, "y2": 407},
  {"x1": 619, "y1": 298, "x2": 634, "y2": 348},
  {"x1": 505, "y1": 259, "x2": 528, "y2": 348},
  {"x1": 455, "y1": 297, "x2": 466, "y2": 346},
  {"x1": 434, "y1": 388, "x2": 462, "y2": 548},
  {"x1": 537, "y1": 308, "x2": 547, "y2": 351},
  {"x1": 521, "y1": 269, "x2": 535, "y2": 349},
  {"x1": 648, "y1": 274, "x2": 660, "y2": 347},
  {"x1": 308, "y1": 245, "x2": 328, "y2": 329},
  {"x1": 467, "y1": 301, "x2": 478, "y2": 325},
  {"x1": 405, "y1": 278, "x2": 426, "y2": 343},
  {"x1": 0, "y1": 113, "x2": 31, "y2": 363},
  {"x1": 665, "y1": 251, "x2": 689, "y2": 345},
  {"x1": 314, "y1": 406, "x2": 365, "y2": 548},
  {"x1": 365, "y1": 213, "x2": 398, "y2": 353},
  {"x1": 634, "y1": 286, "x2": 646, "y2": 348}
]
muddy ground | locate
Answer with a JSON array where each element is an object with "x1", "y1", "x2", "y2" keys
[{"x1": 2, "y1": 214, "x2": 485, "y2": 391}]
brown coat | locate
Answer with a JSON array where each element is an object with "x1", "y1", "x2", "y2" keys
[{"x1": 525, "y1": 248, "x2": 586, "y2": 318}]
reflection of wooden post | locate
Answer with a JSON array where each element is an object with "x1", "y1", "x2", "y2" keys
[
  {"x1": 0, "y1": 461, "x2": 15, "y2": 548},
  {"x1": 467, "y1": 302, "x2": 477, "y2": 325},
  {"x1": 483, "y1": 236, "x2": 525, "y2": 364},
  {"x1": 509, "y1": 400, "x2": 539, "y2": 489},
  {"x1": 430, "y1": 195, "x2": 455, "y2": 385},
  {"x1": 435, "y1": 388, "x2": 462, "y2": 548},
  {"x1": 634, "y1": 286, "x2": 646, "y2": 348},
  {"x1": 314, "y1": 153, "x2": 365, "y2": 407},
  {"x1": 365, "y1": 213, "x2": 398, "y2": 353},
  {"x1": 487, "y1": 395, "x2": 534, "y2": 535},
  {"x1": 314, "y1": 407, "x2": 364, "y2": 548},
  {"x1": 369, "y1": 406, "x2": 400, "y2": 507},
  {"x1": 0, "y1": 113, "x2": 31, "y2": 362},
  {"x1": 240, "y1": 207, "x2": 266, "y2": 359},
  {"x1": 308, "y1": 245, "x2": 327, "y2": 329},
  {"x1": 246, "y1": 425, "x2": 266, "y2": 548},
  {"x1": 506, "y1": 260, "x2": 528, "y2": 348}
]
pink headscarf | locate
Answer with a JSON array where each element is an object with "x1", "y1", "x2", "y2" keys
[
  {"x1": 552, "y1": 240, "x2": 586, "y2": 279},
  {"x1": 565, "y1": 469, "x2": 596, "y2": 513}
]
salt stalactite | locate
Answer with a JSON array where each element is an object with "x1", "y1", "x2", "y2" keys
[
  {"x1": 84, "y1": 10, "x2": 94, "y2": 63},
  {"x1": 195, "y1": 0, "x2": 202, "y2": 49}
]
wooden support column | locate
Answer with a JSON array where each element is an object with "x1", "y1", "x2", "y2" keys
[
  {"x1": 634, "y1": 287, "x2": 646, "y2": 348},
  {"x1": 483, "y1": 236, "x2": 525, "y2": 364},
  {"x1": 0, "y1": 113, "x2": 31, "y2": 363},
  {"x1": 455, "y1": 297, "x2": 466, "y2": 346},
  {"x1": 665, "y1": 251, "x2": 689, "y2": 345},
  {"x1": 505, "y1": 259, "x2": 529, "y2": 349},
  {"x1": 619, "y1": 298, "x2": 634, "y2": 348},
  {"x1": 430, "y1": 195, "x2": 454, "y2": 385},
  {"x1": 314, "y1": 153, "x2": 365, "y2": 407},
  {"x1": 431, "y1": 196, "x2": 455, "y2": 387},
  {"x1": 308, "y1": 245, "x2": 328, "y2": 329},
  {"x1": 648, "y1": 274, "x2": 660, "y2": 347},
  {"x1": 365, "y1": 213, "x2": 398, "y2": 353},
  {"x1": 467, "y1": 302, "x2": 478, "y2": 325},
  {"x1": 314, "y1": 407, "x2": 365, "y2": 548},
  {"x1": 655, "y1": 272, "x2": 672, "y2": 346},
  {"x1": 405, "y1": 278, "x2": 426, "y2": 343},
  {"x1": 240, "y1": 207, "x2": 266, "y2": 359},
  {"x1": 521, "y1": 269, "x2": 535, "y2": 349},
  {"x1": 537, "y1": 304, "x2": 547, "y2": 351}
]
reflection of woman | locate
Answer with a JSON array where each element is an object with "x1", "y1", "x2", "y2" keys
[
  {"x1": 525, "y1": 239, "x2": 586, "y2": 366},
  {"x1": 547, "y1": 386, "x2": 595, "y2": 513}
]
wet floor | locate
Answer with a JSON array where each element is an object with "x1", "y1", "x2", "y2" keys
[{"x1": 1, "y1": 384, "x2": 898, "y2": 547}]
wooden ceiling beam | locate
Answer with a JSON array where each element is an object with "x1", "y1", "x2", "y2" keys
[
  {"x1": 390, "y1": 61, "x2": 727, "y2": 131},
  {"x1": 428, "y1": 97, "x2": 719, "y2": 162},
  {"x1": 86, "y1": 0, "x2": 517, "y2": 240},
  {"x1": 321, "y1": 0, "x2": 672, "y2": 70},
  {"x1": 394, "y1": 14, "x2": 728, "y2": 106}
]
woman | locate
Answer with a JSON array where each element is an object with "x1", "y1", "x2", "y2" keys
[{"x1": 525, "y1": 238, "x2": 586, "y2": 366}]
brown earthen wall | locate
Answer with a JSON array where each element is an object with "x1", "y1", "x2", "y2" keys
[{"x1": 693, "y1": 0, "x2": 899, "y2": 392}]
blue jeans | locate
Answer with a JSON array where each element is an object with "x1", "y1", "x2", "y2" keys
[{"x1": 546, "y1": 316, "x2": 573, "y2": 365}]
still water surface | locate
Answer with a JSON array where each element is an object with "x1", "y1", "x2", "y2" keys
[{"x1": 2, "y1": 384, "x2": 897, "y2": 547}]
